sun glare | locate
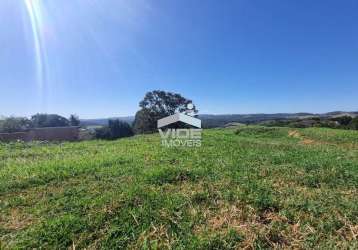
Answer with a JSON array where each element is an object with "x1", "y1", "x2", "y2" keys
[{"x1": 24, "y1": 0, "x2": 46, "y2": 91}]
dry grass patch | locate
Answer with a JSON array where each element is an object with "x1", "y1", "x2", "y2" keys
[
  {"x1": 131, "y1": 224, "x2": 172, "y2": 249},
  {"x1": 197, "y1": 202, "x2": 296, "y2": 249},
  {"x1": 0, "y1": 208, "x2": 34, "y2": 231}
]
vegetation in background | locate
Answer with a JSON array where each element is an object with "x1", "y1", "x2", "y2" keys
[
  {"x1": 264, "y1": 115, "x2": 358, "y2": 130},
  {"x1": 350, "y1": 117, "x2": 358, "y2": 130},
  {"x1": 76, "y1": 112, "x2": 358, "y2": 130},
  {"x1": 133, "y1": 90, "x2": 198, "y2": 133},
  {"x1": 331, "y1": 115, "x2": 352, "y2": 127},
  {"x1": 0, "y1": 126, "x2": 357, "y2": 249},
  {"x1": 95, "y1": 119, "x2": 133, "y2": 140},
  {"x1": 0, "y1": 117, "x2": 32, "y2": 133},
  {"x1": 0, "y1": 114, "x2": 82, "y2": 133},
  {"x1": 30, "y1": 114, "x2": 70, "y2": 128}
]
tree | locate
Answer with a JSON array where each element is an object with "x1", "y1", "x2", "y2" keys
[
  {"x1": 95, "y1": 119, "x2": 134, "y2": 140},
  {"x1": 133, "y1": 108, "x2": 158, "y2": 134},
  {"x1": 349, "y1": 117, "x2": 358, "y2": 130},
  {"x1": 139, "y1": 90, "x2": 197, "y2": 116},
  {"x1": 133, "y1": 90, "x2": 198, "y2": 133},
  {"x1": 31, "y1": 114, "x2": 70, "y2": 128},
  {"x1": 69, "y1": 114, "x2": 80, "y2": 126},
  {"x1": 0, "y1": 117, "x2": 32, "y2": 133},
  {"x1": 94, "y1": 126, "x2": 111, "y2": 140},
  {"x1": 108, "y1": 119, "x2": 134, "y2": 138}
]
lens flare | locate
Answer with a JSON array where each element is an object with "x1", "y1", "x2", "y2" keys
[{"x1": 24, "y1": 0, "x2": 46, "y2": 91}]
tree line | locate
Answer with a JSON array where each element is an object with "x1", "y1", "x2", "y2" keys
[
  {"x1": 2, "y1": 90, "x2": 357, "y2": 141},
  {"x1": 0, "y1": 114, "x2": 80, "y2": 133},
  {"x1": 0, "y1": 90, "x2": 196, "y2": 140}
]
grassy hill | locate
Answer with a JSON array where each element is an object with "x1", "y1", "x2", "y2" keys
[{"x1": 0, "y1": 127, "x2": 357, "y2": 249}]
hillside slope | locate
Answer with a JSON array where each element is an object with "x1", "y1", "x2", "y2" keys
[{"x1": 0, "y1": 127, "x2": 357, "y2": 249}]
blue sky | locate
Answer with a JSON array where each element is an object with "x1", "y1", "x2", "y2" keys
[{"x1": 0, "y1": 0, "x2": 357, "y2": 118}]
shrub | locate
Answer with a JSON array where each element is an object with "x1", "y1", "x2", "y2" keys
[
  {"x1": 95, "y1": 119, "x2": 133, "y2": 140},
  {"x1": 349, "y1": 117, "x2": 358, "y2": 130}
]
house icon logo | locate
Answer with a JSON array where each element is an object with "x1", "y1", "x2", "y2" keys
[
  {"x1": 157, "y1": 103, "x2": 202, "y2": 147},
  {"x1": 157, "y1": 103, "x2": 201, "y2": 129}
]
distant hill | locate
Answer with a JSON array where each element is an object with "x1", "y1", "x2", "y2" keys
[
  {"x1": 199, "y1": 113, "x2": 311, "y2": 128},
  {"x1": 80, "y1": 116, "x2": 134, "y2": 127},
  {"x1": 80, "y1": 111, "x2": 358, "y2": 128},
  {"x1": 199, "y1": 112, "x2": 357, "y2": 128}
]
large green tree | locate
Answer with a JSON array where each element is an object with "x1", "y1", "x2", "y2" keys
[{"x1": 133, "y1": 90, "x2": 198, "y2": 133}]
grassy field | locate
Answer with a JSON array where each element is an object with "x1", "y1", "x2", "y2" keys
[{"x1": 0, "y1": 126, "x2": 357, "y2": 249}]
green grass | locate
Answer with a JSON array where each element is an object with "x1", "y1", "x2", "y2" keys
[{"x1": 0, "y1": 126, "x2": 357, "y2": 249}]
